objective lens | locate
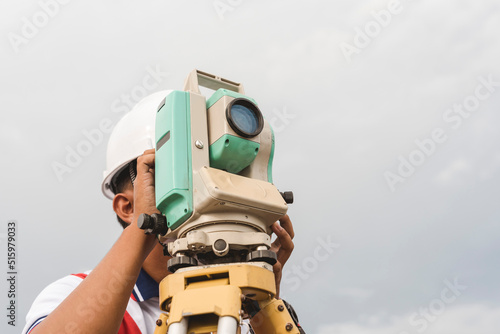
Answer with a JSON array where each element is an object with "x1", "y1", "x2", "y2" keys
[
  {"x1": 226, "y1": 99, "x2": 264, "y2": 138},
  {"x1": 231, "y1": 105, "x2": 259, "y2": 134}
]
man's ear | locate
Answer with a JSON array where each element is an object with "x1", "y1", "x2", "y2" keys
[{"x1": 113, "y1": 190, "x2": 134, "y2": 225}]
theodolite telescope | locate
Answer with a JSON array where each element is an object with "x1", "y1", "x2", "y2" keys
[{"x1": 138, "y1": 69, "x2": 293, "y2": 272}]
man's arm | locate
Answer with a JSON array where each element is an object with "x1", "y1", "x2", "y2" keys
[{"x1": 30, "y1": 150, "x2": 158, "y2": 334}]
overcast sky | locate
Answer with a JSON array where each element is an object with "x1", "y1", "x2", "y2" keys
[{"x1": 1, "y1": 1, "x2": 499, "y2": 333}]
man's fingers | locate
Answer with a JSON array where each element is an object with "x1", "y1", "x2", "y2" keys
[
  {"x1": 133, "y1": 149, "x2": 158, "y2": 214},
  {"x1": 271, "y1": 222, "x2": 282, "y2": 250},
  {"x1": 272, "y1": 222, "x2": 294, "y2": 266},
  {"x1": 270, "y1": 216, "x2": 295, "y2": 299},
  {"x1": 279, "y1": 214, "x2": 295, "y2": 239},
  {"x1": 271, "y1": 214, "x2": 295, "y2": 251},
  {"x1": 136, "y1": 149, "x2": 156, "y2": 173}
]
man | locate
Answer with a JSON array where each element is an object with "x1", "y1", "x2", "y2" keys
[{"x1": 23, "y1": 91, "x2": 296, "y2": 334}]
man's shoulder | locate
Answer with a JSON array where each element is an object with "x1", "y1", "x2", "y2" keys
[
  {"x1": 34, "y1": 271, "x2": 91, "y2": 301},
  {"x1": 22, "y1": 270, "x2": 92, "y2": 334}
]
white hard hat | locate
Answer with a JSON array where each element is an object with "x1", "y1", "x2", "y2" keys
[{"x1": 101, "y1": 90, "x2": 173, "y2": 199}]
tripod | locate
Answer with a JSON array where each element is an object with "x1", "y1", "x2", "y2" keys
[{"x1": 152, "y1": 262, "x2": 300, "y2": 334}]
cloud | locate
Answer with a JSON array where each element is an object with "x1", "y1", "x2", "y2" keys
[
  {"x1": 436, "y1": 158, "x2": 471, "y2": 185},
  {"x1": 335, "y1": 287, "x2": 375, "y2": 303},
  {"x1": 318, "y1": 303, "x2": 500, "y2": 334}
]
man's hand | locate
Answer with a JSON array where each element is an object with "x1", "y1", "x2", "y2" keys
[
  {"x1": 133, "y1": 149, "x2": 161, "y2": 223},
  {"x1": 270, "y1": 214, "x2": 295, "y2": 299}
]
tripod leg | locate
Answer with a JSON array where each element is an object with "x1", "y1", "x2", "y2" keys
[
  {"x1": 167, "y1": 317, "x2": 188, "y2": 334},
  {"x1": 217, "y1": 316, "x2": 238, "y2": 334},
  {"x1": 250, "y1": 299, "x2": 300, "y2": 333}
]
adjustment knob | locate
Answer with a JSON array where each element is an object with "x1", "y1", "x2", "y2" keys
[
  {"x1": 213, "y1": 239, "x2": 229, "y2": 257},
  {"x1": 280, "y1": 191, "x2": 294, "y2": 204},
  {"x1": 137, "y1": 213, "x2": 168, "y2": 235},
  {"x1": 137, "y1": 213, "x2": 154, "y2": 230},
  {"x1": 167, "y1": 255, "x2": 198, "y2": 273},
  {"x1": 247, "y1": 249, "x2": 277, "y2": 265}
]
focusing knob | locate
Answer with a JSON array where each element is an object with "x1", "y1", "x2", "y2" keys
[
  {"x1": 137, "y1": 213, "x2": 168, "y2": 235},
  {"x1": 280, "y1": 191, "x2": 294, "y2": 204},
  {"x1": 137, "y1": 213, "x2": 153, "y2": 230}
]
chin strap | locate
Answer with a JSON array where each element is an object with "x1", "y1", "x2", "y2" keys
[{"x1": 129, "y1": 159, "x2": 137, "y2": 185}]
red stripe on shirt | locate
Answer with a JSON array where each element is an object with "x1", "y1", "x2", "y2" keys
[
  {"x1": 71, "y1": 273, "x2": 88, "y2": 280},
  {"x1": 118, "y1": 310, "x2": 142, "y2": 334}
]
